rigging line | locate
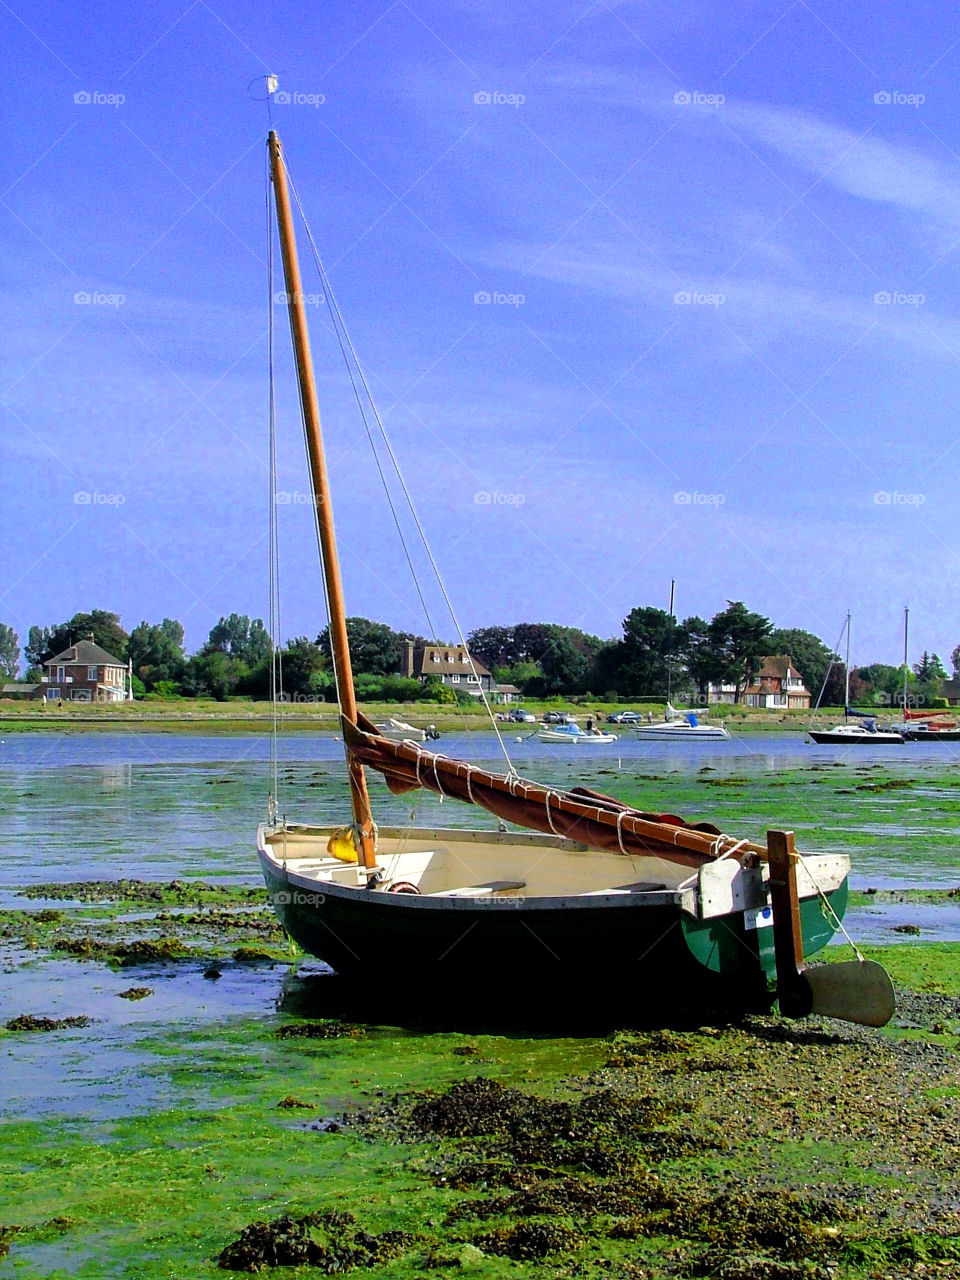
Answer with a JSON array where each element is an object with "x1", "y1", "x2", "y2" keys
[
  {"x1": 277, "y1": 168, "x2": 481, "y2": 749},
  {"x1": 282, "y1": 159, "x2": 516, "y2": 773},
  {"x1": 317, "y1": 275, "x2": 496, "y2": 752},
  {"x1": 812, "y1": 614, "x2": 848, "y2": 716},
  {"x1": 276, "y1": 169, "x2": 437, "y2": 643},
  {"x1": 266, "y1": 145, "x2": 283, "y2": 819}
]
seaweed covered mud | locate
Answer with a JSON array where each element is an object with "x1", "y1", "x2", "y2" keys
[{"x1": 1, "y1": 915, "x2": 959, "y2": 1278}]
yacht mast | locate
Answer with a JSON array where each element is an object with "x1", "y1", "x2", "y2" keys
[
  {"x1": 902, "y1": 606, "x2": 909, "y2": 713},
  {"x1": 843, "y1": 611, "x2": 850, "y2": 711},
  {"x1": 268, "y1": 130, "x2": 376, "y2": 868}
]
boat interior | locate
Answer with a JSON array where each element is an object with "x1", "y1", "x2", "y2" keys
[{"x1": 259, "y1": 822, "x2": 696, "y2": 898}]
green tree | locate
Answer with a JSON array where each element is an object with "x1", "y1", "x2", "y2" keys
[
  {"x1": 127, "y1": 619, "x2": 186, "y2": 691},
  {"x1": 280, "y1": 637, "x2": 330, "y2": 698},
  {"x1": 707, "y1": 602, "x2": 772, "y2": 702},
  {"x1": 598, "y1": 608, "x2": 681, "y2": 699},
  {"x1": 466, "y1": 626, "x2": 519, "y2": 668},
  {"x1": 206, "y1": 615, "x2": 272, "y2": 666},
  {"x1": 502, "y1": 660, "x2": 542, "y2": 691},
  {"x1": 914, "y1": 651, "x2": 947, "y2": 708},
  {"x1": 854, "y1": 663, "x2": 903, "y2": 707},
  {"x1": 41, "y1": 610, "x2": 128, "y2": 664},
  {"x1": 677, "y1": 615, "x2": 714, "y2": 701},
  {"x1": 182, "y1": 651, "x2": 248, "y2": 701},
  {"x1": 0, "y1": 624, "x2": 19, "y2": 678},
  {"x1": 25, "y1": 625, "x2": 52, "y2": 669},
  {"x1": 468, "y1": 623, "x2": 605, "y2": 694},
  {"x1": 317, "y1": 617, "x2": 411, "y2": 677}
]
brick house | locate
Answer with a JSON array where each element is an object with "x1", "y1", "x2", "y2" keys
[
  {"x1": 708, "y1": 656, "x2": 811, "y2": 708},
  {"x1": 742, "y1": 656, "x2": 811, "y2": 709},
  {"x1": 41, "y1": 639, "x2": 130, "y2": 702},
  {"x1": 400, "y1": 641, "x2": 494, "y2": 697}
]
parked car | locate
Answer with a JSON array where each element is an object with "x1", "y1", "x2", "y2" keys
[
  {"x1": 607, "y1": 710, "x2": 642, "y2": 724},
  {"x1": 542, "y1": 711, "x2": 577, "y2": 724},
  {"x1": 508, "y1": 708, "x2": 536, "y2": 723}
]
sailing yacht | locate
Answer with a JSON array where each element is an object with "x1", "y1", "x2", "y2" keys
[{"x1": 255, "y1": 125, "x2": 892, "y2": 1026}]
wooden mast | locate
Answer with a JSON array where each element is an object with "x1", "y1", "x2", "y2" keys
[{"x1": 268, "y1": 130, "x2": 376, "y2": 869}]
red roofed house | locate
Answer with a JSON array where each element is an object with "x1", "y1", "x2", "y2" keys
[
  {"x1": 41, "y1": 638, "x2": 131, "y2": 702},
  {"x1": 742, "y1": 656, "x2": 811, "y2": 710}
]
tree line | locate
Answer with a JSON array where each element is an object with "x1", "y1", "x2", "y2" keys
[{"x1": 0, "y1": 605, "x2": 954, "y2": 706}]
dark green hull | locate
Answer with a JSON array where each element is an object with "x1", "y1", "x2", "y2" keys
[{"x1": 259, "y1": 853, "x2": 847, "y2": 1014}]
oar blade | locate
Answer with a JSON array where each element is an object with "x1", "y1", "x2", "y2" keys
[{"x1": 802, "y1": 960, "x2": 896, "y2": 1027}]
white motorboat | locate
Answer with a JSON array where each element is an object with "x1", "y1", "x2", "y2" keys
[
  {"x1": 634, "y1": 710, "x2": 729, "y2": 741},
  {"x1": 373, "y1": 717, "x2": 438, "y2": 743},
  {"x1": 537, "y1": 723, "x2": 618, "y2": 744}
]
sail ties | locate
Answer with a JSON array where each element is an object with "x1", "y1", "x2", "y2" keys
[
  {"x1": 463, "y1": 764, "x2": 476, "y2": 805},
  {"x1": 545, "y1": 791, "x2": 561, "y2": 836},
  {"x1": 431, "y1": 753, "x2": 449, "y2": 797},
  {"x1": 711, "y1": 836, "x2": 750, "y2": 863},
  {"x1": 615, "y1": 808, "x2": 628, "y2": 855}
]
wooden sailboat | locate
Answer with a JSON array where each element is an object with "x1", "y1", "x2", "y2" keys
[{"x1": 257, "y1": 129, "x2": 893, "y2": 1027}]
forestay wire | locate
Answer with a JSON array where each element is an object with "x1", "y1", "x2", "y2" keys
[
  {"x1": 266, "y1": 147, "x2": 285, "y2": 822},
  {"x1": 280, "y1": 155, "x2": 517, "y2": 776}
]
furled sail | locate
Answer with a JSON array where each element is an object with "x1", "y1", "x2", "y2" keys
[{"x1": 343, "y1": 716, "x2": 766, "y2": 869}]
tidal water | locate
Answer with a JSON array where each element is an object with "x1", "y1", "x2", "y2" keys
[
  {"x1": 1, "y1": 729, "x2": 957, "y2": 1124},
  {"x1": 0, "y1": 728, "x2": 956, "y2": 887}
]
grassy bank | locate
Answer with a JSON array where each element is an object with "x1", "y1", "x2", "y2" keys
[{"x1": 0, "y1": 698, "x2": 830, "y2": 734}]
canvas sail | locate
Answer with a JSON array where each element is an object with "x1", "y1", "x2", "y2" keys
[{"x1": 343, "y1": 716, "x2": 764, "y2": 869}]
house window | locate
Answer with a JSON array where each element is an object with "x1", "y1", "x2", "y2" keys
[
  {"x1": 450, "y1": 674, "x2": 460, "y2": 682},
  {"x1": 88, "y1": 666, "x2": 98, "y2": 681},
  {"x1": 431, "y1": 653, "x2": 440, "y2": 663},
  {"x1": 57, "y1": 665, "x2": 65, "y2": 682},
  {"x1": 445, "y1": 652, "x2": 453, "y2": 663},
  {"x1": 466, "y1": 676, "x2": 477, "y2": 684}
]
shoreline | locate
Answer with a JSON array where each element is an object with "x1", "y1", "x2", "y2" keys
[{"x1": 0, "y1": 706, "x2": 830, "y2": 735}]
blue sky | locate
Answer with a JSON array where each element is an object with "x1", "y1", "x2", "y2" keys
[{"x1": 3, "y1": 0, "x2": 960, "y2": 673}]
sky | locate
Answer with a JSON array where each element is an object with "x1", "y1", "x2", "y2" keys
[{"x1": 3, "y1": 0, "x2": 960, "y2": 675}]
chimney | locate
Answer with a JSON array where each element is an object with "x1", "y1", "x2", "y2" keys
[{"x1": 402, "y1": 639, "x2": 414, "y2": 678}]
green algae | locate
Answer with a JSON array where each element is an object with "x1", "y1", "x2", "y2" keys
[
  {"x1": 18, "y1": 880, "x2": 265, "y2": 908},
  {"x1": 2, "y1": 1000, "x2": 959, "y2": 1278}
]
